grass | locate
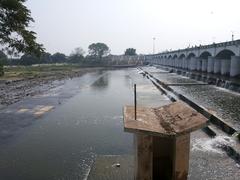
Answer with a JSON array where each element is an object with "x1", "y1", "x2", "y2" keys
[{"x1": 0, "y1": 64, "x2": 85, "y2": 80}]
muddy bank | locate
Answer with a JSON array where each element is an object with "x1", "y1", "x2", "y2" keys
[{"x1": 0, "y1": 67, "x2": 102, "y2": 107}]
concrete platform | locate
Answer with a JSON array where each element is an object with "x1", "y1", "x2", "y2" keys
[{"x1": 123, "y1": 101, "x2": 207, "y2": 137}]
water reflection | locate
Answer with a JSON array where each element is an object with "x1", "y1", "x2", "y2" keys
[
  {"x1": 0, "y1": 69, "x2": 134, "y2": 180},
  {"x1": 91, "y1": 72, "x2": 109, "y2": 91}
]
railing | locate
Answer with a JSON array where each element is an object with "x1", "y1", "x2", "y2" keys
[{"x1": 146, "y1": 39, "x2": 240, "y2": 57}]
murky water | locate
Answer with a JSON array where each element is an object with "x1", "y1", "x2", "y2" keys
[
  {"x1": 149, "y1": 67, "x2": 240, "y2": 130},
  {"x1": 0, "y1": 69, "x2": 137, "y2": 180},
  {"x1": 0, "y1": 67, "x2": 239, "y2": 180}
]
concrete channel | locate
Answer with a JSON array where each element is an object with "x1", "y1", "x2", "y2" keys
[{"x1": 140, "y1": 67, "x2": 240, "y2": 165}]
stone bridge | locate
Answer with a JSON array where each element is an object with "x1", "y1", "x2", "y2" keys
[{"x1": 145, "y1": 40, "x2": 240, "y2": 77}]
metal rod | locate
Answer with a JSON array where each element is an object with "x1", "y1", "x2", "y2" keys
[{"x1": 134, "y1": 84, "x2": 137, "y2": 120}]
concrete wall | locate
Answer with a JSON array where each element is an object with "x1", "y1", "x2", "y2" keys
[
  {"x1": 207, "y1": 57, "x2": 214, "y2": 73},
  {"x1": 202, "y1": 59, "x2": 208, "y2": 72},
  {"x1": 230, "y1": 56, "x2": 240, "y2": 77},
  {"x1": 221, "y1": 59, "x2": 230, "y2": 75},
  {"x1": 214, "y1": 59, "x2": 221, "y2": 74}
]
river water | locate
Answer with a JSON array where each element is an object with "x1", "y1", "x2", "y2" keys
[
  {"x1": 0, "y1": 68, "x2": 239, "y2": 180},
  {"x1": 0, "y1": 69, "x2": 136, "y2": 179}
]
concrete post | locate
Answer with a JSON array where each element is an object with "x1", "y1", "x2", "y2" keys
[
  {"x1": 230, "y1": 56, "x2": 240, "y2": 77},
  {"x1": 196, "y1": 59, "x2": 202, "y2": 71},
  {"x1": 184, "y1": 59, "x2": 188, "y2": 69},
  {"x1": 160, "y1": 59, "x2": 162, "y2": 65},
  {"x1": 164, "y1": 59, "x2": 167, "y2": 66},
  {"x1": 220, "y1": 59, "x2": 230, "y2": 75},
  {"x1": 214, "y1": 59, "x2": 221, "y2": 74},
  {"x1": 190, "y1": 57, "x2": 197, "y2": 71},
  {"x1": 207, "y1": 57, "x2": 214, "y2": 73},
  {"x1": 178, "y1": 59, "x2": 181, "y2": 68},
  {"x1": 202, "y1": 59, "x2": 208, "y2": 72},
  {"x1": 180, "y1": 59, "x2": 184, "y2": 69},
  {"x1": 174, "y1": 59, "x2": 177, "y2": 68},
  {"x1": 124, "y1": 102, "x2": 207, "y2": 180},
  {"x1": 187, "y1": 59, "x2": 191, "y2": 70}
]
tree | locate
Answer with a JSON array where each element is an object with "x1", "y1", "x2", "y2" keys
[
  {"x1": 20, "y1": 52, "x2": 52, "y2": 65},
  {"x1": 68, "y1": 47, "x2": 85, "y2": 63},
  {"x1": 0, "y1": 60, "x2": 3, "y2": 76},
  {"x1": 125, "y1": 48, "x2": 137, "y2": 56},
  {"x1": 0, "y1": 51, "x2": 7, "y2": 76},
  {"x1": 0, "y1": 0, "x2": 44, "y2": 56},
  {"x1": 51, "y1": 52, "x2": 66, "y2": 63},
  {"x1": 88, "y1": 43, "x2": 110, "y2": 59}
]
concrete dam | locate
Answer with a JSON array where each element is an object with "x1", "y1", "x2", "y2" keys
[{"x1": 145, "y1": 40, "x2": 240, "y2": 77}]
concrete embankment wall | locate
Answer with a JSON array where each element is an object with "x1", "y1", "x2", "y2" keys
[
  {"x1": 141, "y1": 69, "x2": 240, "y2": 143},
  {"x1": 155, "y1": 65, "x2": 240, "y2": 93}
]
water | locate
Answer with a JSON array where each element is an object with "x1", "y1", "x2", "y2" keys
[
  {"x1": 1, "y1": 67, "x2": 240, "y2": 179},
  {"x1": 149, "y1": 67, "x2": 240, "y2": 130},
  {"x1": 0, "y1": 69, "x2": 135, "y2": 180}
]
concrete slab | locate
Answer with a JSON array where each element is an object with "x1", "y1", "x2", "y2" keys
[{"x1": 123, "y1": 102, "x2": 208, "y2": 137}]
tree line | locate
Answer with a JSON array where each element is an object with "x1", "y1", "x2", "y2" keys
[{"x1": 0, "y1": 44, "x2": 137, "y2": 67}]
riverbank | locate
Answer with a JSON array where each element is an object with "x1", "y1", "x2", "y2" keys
[{"x1": 0, "y1": 64, "x2": 103, "y2": 106}]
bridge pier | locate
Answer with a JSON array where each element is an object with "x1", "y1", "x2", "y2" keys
[
  {"x1": 181, "y1": 59, "x2": 184, "y2": 69},
  {"x1": 201, "y1": 59, "x2": 208, "y2": 72},
  {"x1": 175, "y1": 59, "x2": 178, "y2": 68},
  {"x1": 220, "y1": 59, "x2": 230, "y2": 75},
  {"x1": 207, "y1": 57, "x2": 215, "y2": 73},
  {"x1": 190, "y1": 57, "x2": 197, "y2": 71},
  {"x1": 185, "y1": 59, "x2": 190, "y2": 69},
  {"x1": 230, "y1": 56, "x2": 240, "y2": 77},
  {"x1": 197, "y1": 58, "x2": 202, "y2": 71},
  {"x1": 214, "y1": 59, "x2": 221, "y2": 74}
]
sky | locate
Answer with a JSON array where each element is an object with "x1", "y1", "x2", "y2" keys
[{"x1": 26, "y1": 0, "x2": 240, "y2": 55}]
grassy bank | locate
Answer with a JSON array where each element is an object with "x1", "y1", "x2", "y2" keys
[{"x1": 0, "y1": 64, "x2": 90, "y2": 80}]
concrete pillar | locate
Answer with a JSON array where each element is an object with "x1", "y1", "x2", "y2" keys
[
  {"x1": 181, "y1": 59, "x2": 184, "y2": 69},
  {"x1": 214, "y1": 59, "x2": 221, "y2": 74},
  {"x1": 164, "y1": 59, "x2": 167, "y2": 66},
  {"x1": 220, "y1": 59, "x2": 230, "y2": 75},
  {"x1": 230, "y1": 56, "x2": 240, "y2": 77},
  {"x1": 174, "y1": 59, "x2": 177, "y2": 68},
  {"x1": 190, "y1": 57, "x2": 197, "y2": 71},
  {"x1": 187, "y1": 59, "x2": 191, "y2": 70},
  {"x1": 207, "y1": 57, "x2": 214, "y2": 73},
  {"x1": 183, "y1": 59, "x2": 188, "y2": 69},
  {"x1": 180, "y1": 59, "x2": 184, "y2": 69},
  {"x1": 177, "y1": 59, "x2": 180, "y2": 68},
  {"x1": 202, "y1": 59, "x2": 208, "y2": 72},
  {"x1": 169, "y1": 59, "x2": 172, "y2": 66},
  {"x1": 177, "y1": 59, "x2": 181, "y2": 68},
  {"x1": 197, "y1": 59, "x2": 202, "y2": 71}
]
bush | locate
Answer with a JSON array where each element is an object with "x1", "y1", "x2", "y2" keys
[{"x1": 0, "y1": 63, "x2": 4, "y2": 76}]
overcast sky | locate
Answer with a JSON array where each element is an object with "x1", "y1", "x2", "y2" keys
[{"x1": 26, "y1": 0, "x2": 240, "y2": 55}]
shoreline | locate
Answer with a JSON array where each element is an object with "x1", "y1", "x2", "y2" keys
[{"x1": 0, "y1": 66, "x2": 104, "y2": 107}]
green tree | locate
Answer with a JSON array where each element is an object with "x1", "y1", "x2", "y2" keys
[
  {"x1": 0, "y1": 0, "x2": 44, "y2": 55},
  {"x1": 0, "y1": 60, "x2": 3, "y2": 76},
  {"x1": 0, "y1": 51, "x2": 7, "y2": 76},
  {"x1": 88, "y1": 43, "x2": 110, "y2": 59},
  {"x1": 20, "y1": 52, "x2": 52, "y2": 65},
  {"x1": 124, "y1": 48, "x2": 137, "y2": 56},
  {"x1": 68, "y1": 47, "x2": 85, "y2": 63},
  {"x1": 51, "y1": 52, "x2": 66, "y2": 63}
]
